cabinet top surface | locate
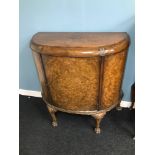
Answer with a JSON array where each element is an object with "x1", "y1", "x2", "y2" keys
[
  {"x1": 31, "y1": 32, "x2": 129, "y2": 57},
  {"x1": 31, "y1": 32, "x2": 129, "y2": 48}
]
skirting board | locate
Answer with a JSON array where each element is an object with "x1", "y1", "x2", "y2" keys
[{"x1": 19, "y1": 89, "x2": 132, "y2": 108}]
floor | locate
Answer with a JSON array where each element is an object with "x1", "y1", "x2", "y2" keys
[{"x1": 19, "y1": 95, "x2": 135, "y2": 155}]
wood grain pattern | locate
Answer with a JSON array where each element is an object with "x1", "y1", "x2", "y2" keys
[
  {"x1": 30, "y1": 32, "x2": 129, "y2": 57},
  {"x1": 32, "y1": 51, "x2": 50, "y2": 102},
  {"x1": 101, "y1": 50, "x2": 127, "y2": 108},
  {"x1": 31, "y1": 32, "x2": 129, "y2": 47},
  {"x1": 42, "y1": 56, "x2": 100, "y2": 111},
  {"x1": 31, "y1": 32, "x2": 130, "y2": 133}
]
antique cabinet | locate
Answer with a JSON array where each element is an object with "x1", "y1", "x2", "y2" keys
[{"x1": 30, "y1": 32, "x2": 130, "y2": 134}]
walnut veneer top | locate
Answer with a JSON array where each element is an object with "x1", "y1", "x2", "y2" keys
[{"x1": 30, "y1": 32, "x2": 129, "y2": 57}]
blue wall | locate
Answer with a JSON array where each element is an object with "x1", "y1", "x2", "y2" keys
[{"x1": 19, "y1": 0, "x2": 135, "y2": 101}]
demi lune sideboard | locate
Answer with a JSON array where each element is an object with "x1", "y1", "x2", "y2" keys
[{"x1": 30, "y1": 32, "x2": 130, "y2": 134}]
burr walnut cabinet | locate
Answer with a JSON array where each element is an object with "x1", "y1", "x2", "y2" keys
[{"x1": 30, "y1": 32, "x2": 130, "y2": 134}]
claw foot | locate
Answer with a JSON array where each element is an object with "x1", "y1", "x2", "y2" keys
[
  {"x1": 52, "y1": 121, "x2": 58, "y2": 127},
  {"x1": 95, "y1": 127, "x2": 101, "y2": 134}
]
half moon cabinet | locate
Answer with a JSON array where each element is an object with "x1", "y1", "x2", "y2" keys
[{"x1": 30, "y1": 32, "x2": 130, "y2": 134}]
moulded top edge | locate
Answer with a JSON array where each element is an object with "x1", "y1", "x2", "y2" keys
[{"x1": 30, "y1": 32, "x2": 130, "y2": 56}]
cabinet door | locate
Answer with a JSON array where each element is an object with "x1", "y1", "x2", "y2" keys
[
  {"x1": 42, "y1": 56, "x2": 100, "y2": 111},
  {"x1": 101, "y1": 50, "x2": 127, "y2": 109}
]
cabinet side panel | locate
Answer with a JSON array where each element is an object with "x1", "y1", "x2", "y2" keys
[
  {"x1": 32, "y1": 51, "x2": 50, "y2": 101},
  {"x1": 101, "y1": 50, "x2": 127, "y2": 108},
  {"x1": 42, "y1": 56, "x2": 100, "y2": 111}
]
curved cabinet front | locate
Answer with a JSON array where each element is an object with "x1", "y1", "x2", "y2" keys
[
  {"x1": 101, "y1": 50, "x2": 128, "y2": 109},
  {"x1": 31, "y1": 32, "x2": 130, "y2": 134}
]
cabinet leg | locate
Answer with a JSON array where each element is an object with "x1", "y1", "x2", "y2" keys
[
  {"x1": 116, "y1": 104, "x2": 123, "y2": 111},
  {"x1": 116, "y1": 91, "x2": 124, "y2": 111},
  {"x1": 92, "y1": 112, "x2": 106, "y2": 134},
  {"x1": 46, "y1": 105, "x2": 58, "y2": 127}
]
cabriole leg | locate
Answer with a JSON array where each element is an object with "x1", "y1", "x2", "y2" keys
[
  {"x1": 92, "y1": 112, "x2": 106, "y2": 134},
  {"x1": 46, "y1": 105, "x2": 58, "y2": 127}
]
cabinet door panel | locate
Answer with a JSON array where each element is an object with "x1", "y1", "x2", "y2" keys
[{"x1": 42, "y1": 56, "x2": 100, "y2": 111}]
